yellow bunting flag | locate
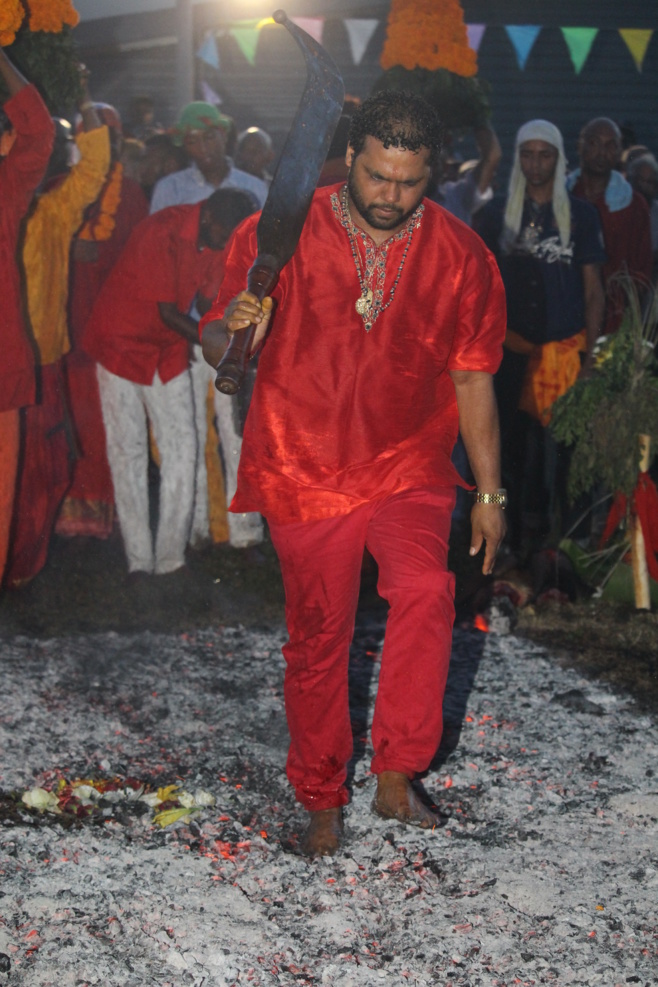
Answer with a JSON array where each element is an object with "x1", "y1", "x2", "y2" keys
[{"x1": 619, "y1": 28, "x2": 653, "y2": 72}]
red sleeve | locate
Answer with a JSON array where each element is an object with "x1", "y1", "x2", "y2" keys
[
  {"x1": 3, "y1": 84, "x2": 54, "y2": 204},
  {"x1": 446, "y1": 242, "x2": 507, "y2": 374}
]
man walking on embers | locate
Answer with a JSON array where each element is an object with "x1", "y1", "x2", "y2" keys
[{"x1": 202, "y1": 92, "x2": 507, "y2": 857}]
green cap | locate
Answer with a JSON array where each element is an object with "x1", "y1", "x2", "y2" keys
[{"x1": 173, "y1": 102, "x2": 232, "y2": 145}]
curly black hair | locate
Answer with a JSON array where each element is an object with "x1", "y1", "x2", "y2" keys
[{"x1": 347, "y1": 90, "x2": 444, "y2": 169}]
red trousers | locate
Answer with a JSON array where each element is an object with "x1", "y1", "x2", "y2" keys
[
  {"x1": 0, "y1": 409, "x2": 20, "y2": 584},
  {"x1": 268, "y1": 487, "x2": 456, "y2": 811},
  {"x1": 5, "y1": 364, "x2": 72, "y2": 588}
]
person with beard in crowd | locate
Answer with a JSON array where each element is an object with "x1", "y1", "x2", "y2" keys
[{"x1": 201, "y1": 91, "x2": 506, "y2": 857}]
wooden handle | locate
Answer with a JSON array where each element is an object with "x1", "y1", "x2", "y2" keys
[{"x1": 214, "y1": 258, "x2": 279, "y2": 395}]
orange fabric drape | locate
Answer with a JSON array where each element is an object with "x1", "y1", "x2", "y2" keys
[{"x1": 519, "y1": 330, "x2": 586, "y2": 424}]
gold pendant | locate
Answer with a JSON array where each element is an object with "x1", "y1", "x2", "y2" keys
[{"x1": 355, "y1": 289, "x2": 373, "y2": 315}]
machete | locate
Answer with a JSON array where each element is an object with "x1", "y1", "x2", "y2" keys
[{"x1": 214, "y1": 9, "x2": 345, "y2": 395}]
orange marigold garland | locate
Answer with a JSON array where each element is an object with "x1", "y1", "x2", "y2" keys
[
  {"x1": 374, "y1": 0, "x2": 490, "y2": 130},
  {"x1": 0, "y1": 0, "x2": 25, "y2": 48},
  {"x1": 28, "y1": 0, "x2": 80, "y2": 34},
  {"x1": 78, "y1": 162, "x2": 123, "y2": 242},
  {"x1": 380, "y1": 0, "x2": 477, "y2": 77},
  {"x1": 0, "y1": 1, "x2": 81, "y2": 110}
]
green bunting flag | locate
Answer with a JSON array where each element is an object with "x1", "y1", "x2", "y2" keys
[
  {"x1": 228, "y1": 21, "x2": 261, "y2": 66},
  {"x1": 560, "y1": 27, "x2": 598, "y2": 74}
]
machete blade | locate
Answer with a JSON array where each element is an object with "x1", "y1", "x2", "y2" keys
[
  {"x1": 256, "y1": 9, "x2": 345, "y2": 266},
  {"x1": 214, "y1": 10, "x2": 345, "y2": 395}
]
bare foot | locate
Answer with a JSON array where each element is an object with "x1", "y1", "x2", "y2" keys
[
  {"x1": 301, "y1": 807, "x2": 344, "y2": 857},
  {"x1": 372, "y1": 771, "x2": 440, "y2": 829}
]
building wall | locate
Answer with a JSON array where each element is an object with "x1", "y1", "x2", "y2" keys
[{"x1": 74, "y1": 1, "x2": 658, "y2": 175}]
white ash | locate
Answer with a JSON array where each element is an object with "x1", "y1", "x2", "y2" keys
[{"x1": 0, "y1": 619, "x2": 656, "y2": 987}]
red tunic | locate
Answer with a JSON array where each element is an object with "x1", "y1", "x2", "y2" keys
[
  {"x1": 83, "y1": 203, "x2": 225, "y2": 384},
  {"x1": 0, "y1": 85, "x2": 54, "y2": 412},
  {"x1": 203, "y1": 185, "x2": 506, "y2": 524},
  {"x1": 571, "y1": 178, "x2": 652, "y2": 332}
]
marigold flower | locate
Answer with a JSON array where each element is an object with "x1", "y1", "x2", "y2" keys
[
  {"x1": 380, "y1": 0, "x2": 477, "y2": 78},
  {"x1": 28, "y1": 0, "x2": 80, "y2": 34},
  {"x1": 0, "y1": 0, "x2": 25, "y2": 47},
  {"x1": 78, "y1": 162, "x2": 123, "y2": 242}
]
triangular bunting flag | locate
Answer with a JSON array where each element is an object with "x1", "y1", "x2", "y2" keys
[
  {"x1": 229, "y1": 21, "x2": 261, "y2": 65},
  {"x1": 291, "y1": 17, "x2": 324, "y2": 47},
  {"x1": 344, "y1": 18, "x2": 379, "y2": 65},
  {"x1": 200, "y1": 81, "x2": 222, "y2": 107},
  {"x1": 196, "y1": 34, "x2": 220, "y2": 70},
  {"x1": 505, "y1": 25, "x2": 542, "y2": 70},
  {"x1": 466, "y1": 24, "x2": 486, "y2": 53},
  {"x1": 561, "y1": 27, "x2": 598, "y2": 74},
  {"x1": 619, "y1": 28, "x2": 653, "y2": 72}
]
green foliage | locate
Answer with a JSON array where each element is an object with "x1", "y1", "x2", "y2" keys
[
  {"x1": 372, "y1": 66, "x2": 491, "y2": 130},
  {"x1": 0, "y1": 27, "x2": 81, "y2": 114},
  {"x1": 550, "y1": 278, "x2": 658, "y2": 500}
]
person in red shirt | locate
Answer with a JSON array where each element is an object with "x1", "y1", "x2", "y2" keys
[
  {"x1": 83, "y1": 188, "x2": 255, "y2": 581},
  {"x1": 567, "y1": 117, "x2": 652, "y2": 332},
  {"x1": 0, "y1": 49, "x2": 54, "y2": 584},
  {"x1": 201, "y1": 92, "x2": 507, "y2": 856},
  {"x1": 58, "y1": 102, "x2": 150, "y2": 540}
]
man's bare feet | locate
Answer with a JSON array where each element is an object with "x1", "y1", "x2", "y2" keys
[
  {"x1": 372, "y1": 771, "x2": 440, "y2": 829},
  {"x1": 301, "y1": 806, "x2": 344, "y2": 857}
]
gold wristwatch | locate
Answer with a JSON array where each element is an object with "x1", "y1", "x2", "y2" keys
[{"x1": 475, "y1": 489, "x2": 507, "y2": 508}]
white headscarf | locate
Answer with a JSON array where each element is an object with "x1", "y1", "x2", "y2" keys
[{"x1": 502, "y1": 119, "x2": 571, "y2": 251}]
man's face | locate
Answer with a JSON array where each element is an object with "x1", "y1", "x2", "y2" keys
[
  {"x1": 345, "y1": 135, "x2": 431, "y2": 238},
  {"x1": 579, "y1": 123, "x2": 621, "y2": 178},
  {"x1": 519, "y1": 140, "x2": 559, "y2": 190},
  {"x1": 183, "y1": 126, "x2": 226, "y2": 172},
  {"x1": 198, "y1": 212, "x2": 230, "y2": 251},
  {"x1": 235, "y1": 133, "x2": 272, "y2": 178}
]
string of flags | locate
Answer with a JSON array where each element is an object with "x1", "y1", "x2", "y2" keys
[{"x1": 196, "y1": 19, "x2": 655, "y2": 76}]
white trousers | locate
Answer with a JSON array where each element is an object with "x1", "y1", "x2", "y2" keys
[
  {"x1": 97, "y1": 364, "x2": 196, "y2": 575},
  {"x1": 189, "y1": 346, "x2": 263, "y2": 549}
]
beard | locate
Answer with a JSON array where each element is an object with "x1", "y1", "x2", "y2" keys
[{"x1": 347, "y1": 169, "x2": 422, "y2": 231}]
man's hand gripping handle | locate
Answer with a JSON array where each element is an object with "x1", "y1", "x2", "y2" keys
[{"x1": 214, "y1": 256, "x2": 278, "y2": 395}]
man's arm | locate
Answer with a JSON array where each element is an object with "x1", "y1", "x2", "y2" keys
[
  {"x1": 201, "y1": 292, "x2": 273, "y2": 368},
  {"x1": 450, "y1": 370, "x2": 506, "y2": 575},
  {"x1": 158, "y1": 302, "x2": 200, "y2": 344},
  {"x1": 472, "y1": 125, "x2": 502, "y2": 196},
  {"x1": 581, "y1": 263, "x2": 604, "y2": 376}
]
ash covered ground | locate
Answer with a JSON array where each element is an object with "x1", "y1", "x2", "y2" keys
[{"x1": 0, "y1": 533, "x2": 657, "y2": 986}]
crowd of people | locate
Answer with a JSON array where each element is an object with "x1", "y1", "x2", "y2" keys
[{"x1": 0, "y1": 48, "x2": 654, "y2": 595}]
